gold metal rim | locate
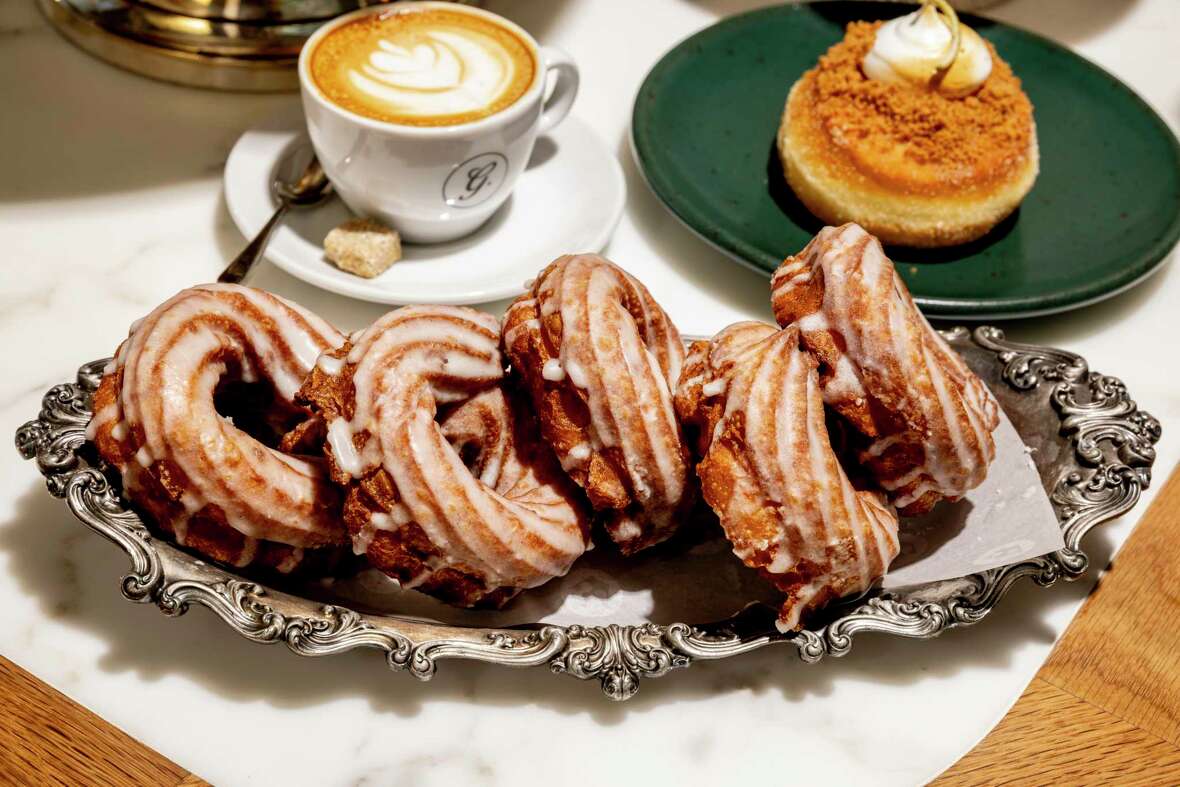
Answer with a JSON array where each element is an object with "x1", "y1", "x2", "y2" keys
[{"x1": 39, "y1": 0, "x2": 303, "y2": 92}]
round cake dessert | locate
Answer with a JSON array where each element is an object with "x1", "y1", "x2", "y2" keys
[{"x1": 778, "y1": 2, "x2": 1039, "y2": 247}]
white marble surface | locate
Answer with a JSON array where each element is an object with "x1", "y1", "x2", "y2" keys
[{"x1": 1, "y1": 0, "x2": 1176, "y2": 784}]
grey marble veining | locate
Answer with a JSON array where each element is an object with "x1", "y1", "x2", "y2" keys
[{"x1": 1, "y1": 0, "x2": 1177, "y2": 784}]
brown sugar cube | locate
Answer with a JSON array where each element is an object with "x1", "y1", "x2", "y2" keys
[{"x1": 323, "y1": 218, "x2": 402, "y2": 278}]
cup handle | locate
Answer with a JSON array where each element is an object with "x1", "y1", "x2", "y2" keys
[{"x1": 537, "y1": 46, "x2": 579, "y2": 136}]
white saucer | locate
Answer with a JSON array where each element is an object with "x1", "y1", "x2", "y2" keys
[{"x1": 224, "y1": 112, "x2": 625, "y2": 305}]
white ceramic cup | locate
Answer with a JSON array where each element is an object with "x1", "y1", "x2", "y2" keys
[{"x1": 298, "y1": 2, "x2": 578, "y2": 244}]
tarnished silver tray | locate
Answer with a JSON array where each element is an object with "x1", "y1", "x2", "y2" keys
[{"x1": 15, "y1": 327, "x2": 1159, "y2": 700}]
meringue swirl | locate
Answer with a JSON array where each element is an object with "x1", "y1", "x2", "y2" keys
[{"x1": 862, "y1": 2, "x2": 992, "y2": 97}]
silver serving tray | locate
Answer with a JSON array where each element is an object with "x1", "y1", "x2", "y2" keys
[{"x1": 15, "y1": 327, "x2": 1159, "y2": 700}]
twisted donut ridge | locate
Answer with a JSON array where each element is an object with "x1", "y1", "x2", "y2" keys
[
  {"x1": 771, "y1": 223, "x2": 1000, "y2": 514},
  {"x1": 502, "y1": 254, "x2": 693, "y2": 555},
  {"x1": 675, "y1": 321, "x2": 900, "y2": 631},
  {"x1": 297, "y1": 305, "x2": 590, "y2": 607},
  {"x1": 87, "y1": 283, "x2": 348, "y2": 572}
]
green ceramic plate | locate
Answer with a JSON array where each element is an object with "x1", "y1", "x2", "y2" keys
[{"x1": 632, "y1": 2, "x2": 1180, "y2": 319}]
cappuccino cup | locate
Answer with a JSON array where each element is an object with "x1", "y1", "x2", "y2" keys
[{"x1": 299, "y1": 2, "x2": 578, "y2": 243}]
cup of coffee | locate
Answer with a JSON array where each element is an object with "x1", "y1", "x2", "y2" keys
[{"x1": 299, "y1": 2, "x2": 578, "y2": 244}]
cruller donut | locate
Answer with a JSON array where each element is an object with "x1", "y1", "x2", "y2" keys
[
  {"x1": 502, "y1": 254, "x2": 693, "y2": 555},
  {"x1": 296, "y1": 304, "x2": 590, "y2": 607},
  {"x1": 771, "y1": 223, "x2": 1000, "y2": 515},
  {"x1": 675, "y1": 321, "x2": 900, "y2": 632},
  {"x1": 87, "y1": 284, "x2": 348, "y2": 572}
]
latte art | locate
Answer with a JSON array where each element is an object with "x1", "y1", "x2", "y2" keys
[
  {"x1": 354, "y1": 32, "x2": 511, "y2": 117},
  {"x1": 311, "y1": 9, "x2": 536, "y2": 127}
]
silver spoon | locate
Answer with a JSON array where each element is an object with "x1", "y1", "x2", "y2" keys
[{"x1": 218, "y1": 149, "x2": 332, "y2": 284}]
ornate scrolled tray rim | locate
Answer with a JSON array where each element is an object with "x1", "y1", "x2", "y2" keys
[{"x1": 15, "y1": 327, "x2": 1160, "y2": 701}]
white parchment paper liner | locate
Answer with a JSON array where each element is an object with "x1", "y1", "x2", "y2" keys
[{"x1": 322, "y1": 408, "x2": 1062, "y2": 628}]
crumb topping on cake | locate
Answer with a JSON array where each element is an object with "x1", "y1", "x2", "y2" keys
[{"x1": 801, "y1": 21, "x2": 1034, "y2": 189}]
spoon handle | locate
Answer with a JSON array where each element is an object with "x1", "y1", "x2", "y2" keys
[{"x1": 218, "y1": 201, "x2": 289, "y2": 284}]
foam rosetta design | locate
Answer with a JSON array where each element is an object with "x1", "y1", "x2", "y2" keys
[{"x1": 311, "y1": 8, "x2": 535, "y2": 126}]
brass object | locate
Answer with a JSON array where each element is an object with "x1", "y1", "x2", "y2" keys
[
  {"x1": 37, "y1": 0, "x2": 353, "y2": 92},
  {"x1": 38, "y1": 0, "x2": 485, "y2": 92},
  {"x1": 141, "y1": 0, "x2": 359, "y2": 22}
]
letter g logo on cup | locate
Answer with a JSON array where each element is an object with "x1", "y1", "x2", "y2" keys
[
  {"x1": 299, "y1": 2, "x2": 579, "y2": 244},
  {"x1": 443, "y1": 152, "x2": 509, "y2": 208}
]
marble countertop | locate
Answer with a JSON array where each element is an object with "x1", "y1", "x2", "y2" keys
[{"x1": 1, "y1": 0, "x2": 1176, "y2": 784}]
